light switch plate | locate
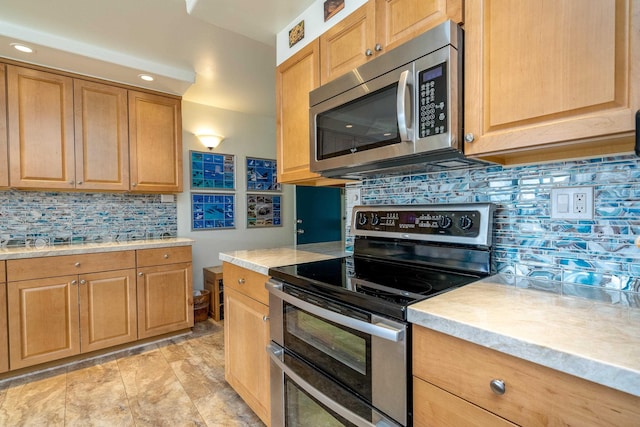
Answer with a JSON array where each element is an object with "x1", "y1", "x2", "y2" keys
[{"x1": 550, "y1": 186, "x2": 594, "y2": 220}]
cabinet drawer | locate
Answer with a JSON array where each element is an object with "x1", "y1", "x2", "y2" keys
[
  {"x1": 7, "y1": 251, "x2": 136, "y2": 281},
  {"x1": 136, "y1": 246, "x2": 191, "y2": 267},
  {"x1": 413, "y1": 326, "x2": 640, "y2": 426},
  {"x1": 223, "y1": 262, "x2": 269, "y2": 306}
]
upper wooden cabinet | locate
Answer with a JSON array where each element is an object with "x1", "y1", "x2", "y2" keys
[
  {"x1": 74, "y1": 80, "x2": 129, "y2": 191},
  {"x1": 320, "y1": 0, "x2": 463, "y2": 83},
  {"x1": 7, "y1": 66, "x2": 75, "y2": 190},
  {"x1": 129, "y1": 91, "x2": 183, "y2": 193},
  {"x1": 276, "y1": 41, "x2": 348, "y2": 186},
  {"x1": 0, "y1": 65, "x2": 8, "y2": 189},
  {"x1": 463, "y1": 0, "x2": 640, "y2": 165}
]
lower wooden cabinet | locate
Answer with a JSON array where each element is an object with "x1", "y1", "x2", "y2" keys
[
  {"x1": 413, "y1": 326, "x2": 640, "y2": 427},
  {"x1": 223, "y1": 262, "x2": 271, "y2": 426},
  {"x1": 136, "y1": 247, "x2": 193, "y2": 339}
]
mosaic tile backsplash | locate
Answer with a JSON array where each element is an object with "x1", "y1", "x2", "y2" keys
[
  {"x1": 345, "y1": 154, "x2": 640, "y2": 294},
  {"x1": 0, "y1": 191, "x2": 177, "y2": 248}
]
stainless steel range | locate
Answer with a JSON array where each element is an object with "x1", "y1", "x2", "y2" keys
[{"x1": 267, "y1": 203, "x2": 495, "y2": 427}]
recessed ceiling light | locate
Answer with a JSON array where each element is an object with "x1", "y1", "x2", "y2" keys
[
  {"x1": 11, "y1": 43, "x2": 34, "y2": 53},
  {"x1": 138, "y1": 74, "x2": 154, "y2": 82},
  {"x1": 345, "y1": 124, "x2": 353, "y2": 128}
]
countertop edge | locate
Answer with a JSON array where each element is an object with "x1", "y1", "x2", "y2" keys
[
  {"x1": 219, "y1": 253, "x2": 270, "y2": 276},
  {"x1": 0, "y1": 238, "x2": 195, "y2": 260},
  {"x1": 407, "y1": 308, "x2": 640, "y2": 397}
]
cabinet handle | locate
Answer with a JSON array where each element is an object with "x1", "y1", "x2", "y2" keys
[
  {"x1": 365, "y1": 48, "x2": 373, "y2": 56},
  {"x1": 374, "y1": 43, "x2": 382, "y2": 52},
  {"x1": 77, "y1": 181, "x2": 83, "y2": 185},
  {"x1": 132, "y1": 183, "x2": 137, "y2": 187},
  {"x1": 238, "y1": 278, "x2": 245, "y2": 285},
  {"x1": 163, "y1": 254, "x2": 169, "y2": 259},
  {"x1": 138, "y1": 272, "x2": 144, "y2": 277},
  {"x1": 490, "y1": 379, "x2": 506, "y2": 395},
  {"x1": 79, "y1": 279, "x2": 86, "y2": 285},
  {"x1": 634, "y1": 110, "x2": 639, "y2": 156},
  {"x1": 69, "y1": 180, "x2": 74, "y2": 185},
  {"x1": 75, "y1": 262, "x2": 81, "y2": 267},
  {"x1": 71, "y1": 280, "x2": 78, "y2": 285},
  {"x1": 464, "y1": 133, "x2": 475, "y2": 143},
  {"x1": 262, "y1": 315, "x2": 269, "y2": 322}
]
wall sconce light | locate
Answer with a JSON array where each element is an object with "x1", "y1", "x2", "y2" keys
[{"x1": 196, "y1": 134, "x2": 224, "y2": 150}]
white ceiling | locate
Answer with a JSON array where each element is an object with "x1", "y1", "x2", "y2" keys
[{"x1": 0, "y1": 0, "x2": 315, "y2": 117}]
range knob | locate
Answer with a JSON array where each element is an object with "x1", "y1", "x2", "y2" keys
[
  {"x1": 371, "y1": 213, "x2": 380, "y2": 226},
  {"x1": 459, "y1": 215, "x2": 473, "y2": 230},
  {"x1": 438, "y1": 216, "x2": 452, "y2": 229},
  {"x1": 358, "y1": 212, "x2": 368, "y2": 226}
]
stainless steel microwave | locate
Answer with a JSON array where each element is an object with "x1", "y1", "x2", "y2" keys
[{"x1": 310, "y1": 20, "x2": 478, "y2": 179}]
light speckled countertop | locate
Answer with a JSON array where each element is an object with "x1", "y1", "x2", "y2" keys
[
  {"x1": 0, "y1": 237, "x2": 194, "y2": 260},
  {"x1": 219, "y1": 241, "x2": 349, "y2": 275},
  {"x1": 408, "y1": 275, "x2": 640, "y2": 397}
]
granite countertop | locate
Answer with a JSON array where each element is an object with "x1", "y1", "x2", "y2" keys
[
  {"x1": 408, "y1": 274, "x2": 640, "y2": 398},
  {"x1": 0, "y1": 237, "x2": 194, "y2": 260},
  {"x1": 219, "y1": 241, "x2": 348, "y2": 275}
]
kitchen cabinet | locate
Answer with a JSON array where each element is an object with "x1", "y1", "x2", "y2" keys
[
  {"x1": 0, "y1": 64, "x2": 8, "y2": 189},
  {"x1": 223, "y1": 262, "x2": 271, "y2": 426},
  {"x1": 276, "y1": 41, "x2": 350, "y2": 186},
  {"x1": 463, "y1": 0, "x2": 640, "y2": 165},
  {"x1": 412, "y1": 326, "x2": 640, "y2": 426},
  {"x1": 128, "y1": 91, "x2": 183, "y2": 193},
  {"x1": 0, "y1": 261, "x2": 7, "y2": 373},
  {"x1": 6, "y1": 251, "x2": 137, "y2": 370},
  {"x1": 136, "y1": 246, "x2": 193, "y2": 339},
  {"x1": 203, "y1": 266, "x2": 224, "y2": 321},
  {"x1": 320, "y1": 0, "x2": 463, "y2": 83}
]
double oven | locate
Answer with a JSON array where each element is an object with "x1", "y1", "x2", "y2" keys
[{"x1": 267, "y1": 203, "x2": 495, "y2": 427}]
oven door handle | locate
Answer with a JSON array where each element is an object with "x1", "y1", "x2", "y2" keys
[
  {"x1": 266, "y1": 281, "x2": 405, "y2": 343},
  {"x1": 268, "y1": 344, "x2": 397, "y2": 427}
]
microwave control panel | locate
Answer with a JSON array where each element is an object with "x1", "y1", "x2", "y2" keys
[{"x1": 418, "y1": 62, "x2": 448, "y2": 138}]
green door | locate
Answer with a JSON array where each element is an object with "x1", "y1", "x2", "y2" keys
[{"x1": 295, "y1": 186, "x2": 343, "y2": 244}]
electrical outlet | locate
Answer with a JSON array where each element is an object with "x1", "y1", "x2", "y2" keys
[{"x1": 551, "y1": 186, "x2": 594, "y2": 220}]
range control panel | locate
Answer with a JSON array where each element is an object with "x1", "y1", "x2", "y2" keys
[{"x1": 352, "y1": 204, "x2": 494, "y2": 247}]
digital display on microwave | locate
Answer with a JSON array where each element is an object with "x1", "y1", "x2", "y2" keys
[{"x1": 421, "y1": 65, "x2": 443, "y2": 82}]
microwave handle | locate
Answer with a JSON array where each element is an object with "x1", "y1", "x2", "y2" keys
[{"x1": 396, "y1": 70, "x2": 413, "y2": 142}]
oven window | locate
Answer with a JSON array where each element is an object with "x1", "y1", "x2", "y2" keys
[
  {"x1": 283, "y1": 303, "x2": 372, "y2": 400},
  {"x1": 285, "y1": 378, "x2": 355, "y2": 427},
  {"x1": 316, "y1": 84, "x2": 401, "y2": 160}
]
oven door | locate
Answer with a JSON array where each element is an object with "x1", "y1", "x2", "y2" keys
[
  {"x1": 269, "y1": 344, "x2": 401, "y2": 427},
  {"x1": 267, "y1": 279, "x2": 408, "y2": 426}
]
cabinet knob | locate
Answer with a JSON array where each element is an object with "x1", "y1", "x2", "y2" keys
[
  {"x1": 238, "y1": 278, "x2": 245, "y2": 285},
  {"x1": 71, "y1": 280, "x2": 78, "y2": 285},
  {"x1": 262, "y1": 315, "x2": 269, "y2": 322},
  {"x1": 77, "y1": 181, "x2": 83, "y2": 185},
  {"x1": 132, "y1": 183, "x2": 137, "y2": 187},
  {"x1": 490, "y1": 379, "x2": 506, "y2": 395},
  {"x1": 138, "y1": 272, "x2": 144, "y2": 277},
  {"x1": 163, "y1": 254, "x2": 169, "y2": 259},
  {"x1": 75, "y1": 262, "x2": 81, "y2": 267},
  {"x1": 464, "y1": 133, "x2": 475, "y2": 143},
  {"x1": 79, "y1": 279, "x2": 86, "y2": 285},
  {"x1": 374, "y1": 43, "x2": 382, "y2": 52},
  {"x1": 365, "y1": 48, "x2": 373, "y2": 56},
  {"x1": 69, "y1": 180, "x2": 75, "y2": 185}
]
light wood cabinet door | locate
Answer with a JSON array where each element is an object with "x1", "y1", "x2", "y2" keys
[
  {"x1": 224, "y1": 286, "x2": 271, "y2": 426},
  {"x1": 414, "y1": 377, "x2": 516, "y2": 427},
  {"x1": 320, "y1": 1, "x2": 376, "y2": 84},
  {"x1": 79, "y1": 269, "x2": 137, "y2": 353},
  {"x1": 0, "y1": 65, "x2": 8, "y2": 189},
  {"x1": 129, "y1": 91, "x2": 182, "y2": 193},
  {"x1": 0, "y1": 262, "x2": 7, "y2": 373},
  {"x1": 137, "y1": 262, "x2": 193, "y2": 338},
  {"x1": 74, "y1": 80, "x2": 129, "y2": 191},
  {"x1": 7, "y1": 65, "x2": 75, "y2": 189},
  {"x1": 8, "y1": 275, "x2": 80, "y2": 370},
  {"x1": 276, "y1": 41, "x2": 348, "y2": 186},
  {"x1": 464, "y1": 0, "x2": 640, "y2": 165},
  {"x1": 375, "y1": 0, "x2": 463, "y2": 53}
]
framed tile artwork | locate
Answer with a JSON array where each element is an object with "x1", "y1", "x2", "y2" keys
[
  {"x1": 247, "y1": 157, "x2": 281, "y2": 191},
  {"x1": 190, "y1": 150, "x2": 235, "y2": 190},
  {"x1": 247, "y1": 194, "x2": 281, "y2": 228},
  {"x1": 191, "y1": 193, "x2": 235, "y2": 230}
]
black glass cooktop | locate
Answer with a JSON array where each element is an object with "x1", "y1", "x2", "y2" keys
[{"x1": 268, "y1": 254, "x2": 483, "y2": 320}]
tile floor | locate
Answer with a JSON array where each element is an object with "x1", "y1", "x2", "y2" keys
[{"x1": 0, "y1": 319, "x2": 265, "y2": 426}]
